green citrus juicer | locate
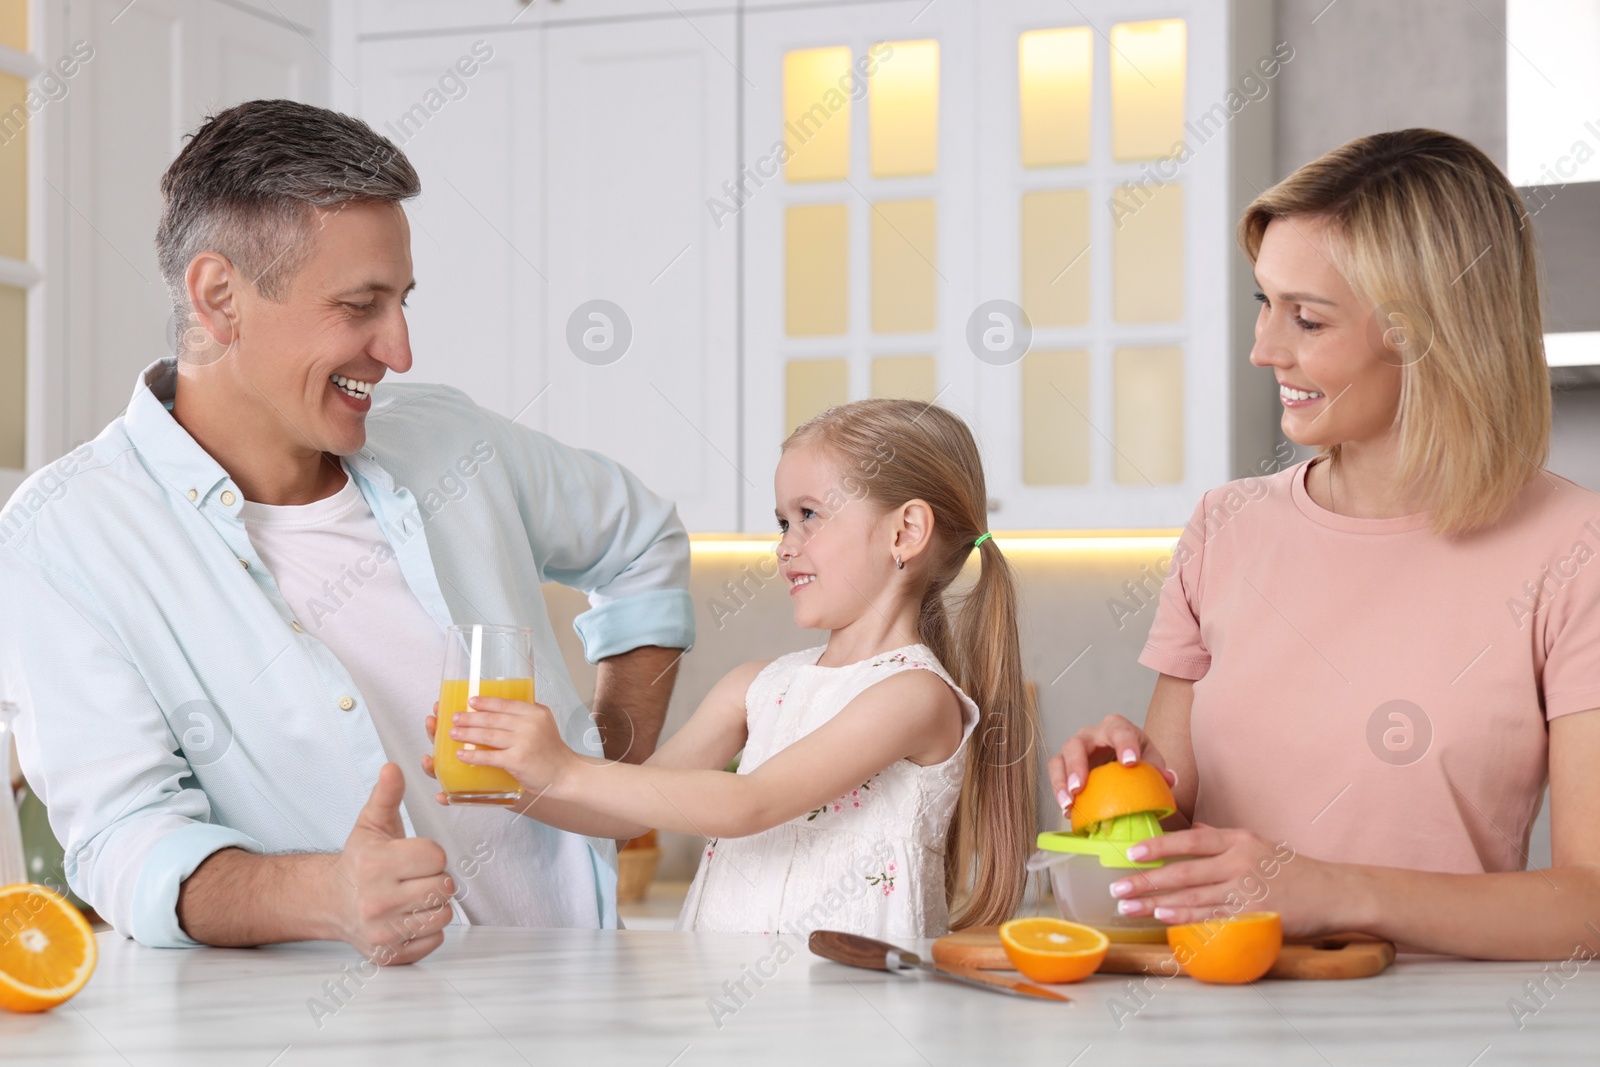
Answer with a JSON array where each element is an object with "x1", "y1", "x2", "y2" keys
[{"x1": 1028, "y1": 762, "x2": 1176, "y2": 943}]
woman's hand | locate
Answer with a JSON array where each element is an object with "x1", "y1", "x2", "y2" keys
[
  {"x1": 445, "y1": 695, "x2": 577, "y2": 794},
  {"x1": 1107, "y1": 823, "x2": 1351, "y2": 937},
  {"x1": 1047, "y1": 713, "x2": 1179, "y2": 816}
]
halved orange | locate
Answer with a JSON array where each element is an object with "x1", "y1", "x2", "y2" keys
[
  {"x1": 1070, "y1": 760, "x2": 1176, "y2": 833},
  {"x1": 1167, "y1": 911, "x2": 1282, "y2": 984},
  {"x1": 0, "y1": 884, "x2": 98, "y2": 1013},
  {"x1": 999, "y1": 917, "x2": 1110, "y2": 984}
]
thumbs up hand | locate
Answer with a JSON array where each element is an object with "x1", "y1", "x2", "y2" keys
[{"x1": 331, "y1": 762, "x2": 454, "y2": 965}]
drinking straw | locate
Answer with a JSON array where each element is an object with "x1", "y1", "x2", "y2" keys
[{"x1": 465, "y1": 624, "x2": 483, "y2": 750}]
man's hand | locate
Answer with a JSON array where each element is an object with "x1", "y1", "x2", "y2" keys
[
  {"x1": 328, "y1": 762, "x2": 455, "y2": 965},
  {"x1": 175, "y1": 763, "x2": 454, "y2": 960}
]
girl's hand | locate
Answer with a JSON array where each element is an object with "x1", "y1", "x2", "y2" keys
[
  {"x1": 447, "y1": 696, "x2": 575, "y2": 793},
  {"x1": 1047, "y1": 713, "x2": 1178, "y2": 815},
  {"x1": 1106, "y1": 823, "x2": 1344, "y2": 938}
]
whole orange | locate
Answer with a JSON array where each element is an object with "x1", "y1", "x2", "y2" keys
[{"x1": 1167, "y1": 912, "x2": 1283, "y2": 984}]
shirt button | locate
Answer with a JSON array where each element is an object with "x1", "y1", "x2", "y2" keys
[
  {"x1": 220, "y1": 490, "x2": 236, "y2": 506},
  {"x1": 187, "y1": 489, "x2": 198, "y2": 501},
  {"x1": 338, "y1": 696, "x2": 356, "y2": 711},
  {"x1": 238, "y1": 558, "x2": 249, "y2": 569},
  {"x1": 291, "y1": 620, "x2": 304, "y2": 633}
]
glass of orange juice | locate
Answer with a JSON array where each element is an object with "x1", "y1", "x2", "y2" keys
[{"x1": 435, "y1": 623, "x2": 534, "y2": 805}]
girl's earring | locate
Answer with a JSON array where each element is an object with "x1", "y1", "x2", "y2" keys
[{"x1": 894, "y1": 554, "x2": 904, "y2": 570}]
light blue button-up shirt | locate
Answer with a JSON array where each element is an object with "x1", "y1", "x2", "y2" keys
[{"x1": 0, "y1": 358, "x2": 695, "y2": 947}]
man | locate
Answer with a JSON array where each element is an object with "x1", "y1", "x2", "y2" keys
[{"x1": 0, "y1": 100, "x2": 692, "y2": 965}]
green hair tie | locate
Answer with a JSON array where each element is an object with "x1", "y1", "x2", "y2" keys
[{"x1": 973, "y1": 532, "x2": 993, "y2": 549}]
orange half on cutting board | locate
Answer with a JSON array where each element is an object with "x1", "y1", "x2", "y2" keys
[
  {"x1": 1167, "y1": 911, "x2": 1283, "y2": 984},
  {"x1": 0, "y1": 883, "x2": 98, "y2": 1013},
  {"x1": 998, "y1": 917, "x2": 1109, "y2": 984}
]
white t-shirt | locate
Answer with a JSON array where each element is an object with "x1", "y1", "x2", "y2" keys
[{"x1": 239, "y1": 464, "x2": 587, "y2": 926}]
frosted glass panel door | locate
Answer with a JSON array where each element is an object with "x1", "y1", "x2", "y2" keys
[
  {"x1": 976, "y1": 0, "x2": 1230, "y2": 528},
  {"x1": 742, "y1": 1, "x2": 976, "y2": 533}
]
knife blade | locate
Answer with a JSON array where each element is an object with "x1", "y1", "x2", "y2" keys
[{"x1": 808, "y1": 929, "x2": 1072, "y2": 1003}]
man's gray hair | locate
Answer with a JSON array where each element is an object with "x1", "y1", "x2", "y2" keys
[{"x1": 154, "y1": 99, "x2": 420, "y2": 318}]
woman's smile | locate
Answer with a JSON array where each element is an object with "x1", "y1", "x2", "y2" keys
[{"x1": 1278, "y1": 380, "x2": 1326, "y2": 409}]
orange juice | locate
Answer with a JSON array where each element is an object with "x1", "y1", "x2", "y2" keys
[{"x1": 435, "y1": 677, "x2": 533, "y2": 803}]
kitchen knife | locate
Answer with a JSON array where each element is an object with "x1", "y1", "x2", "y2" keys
[{"x1": 808, "y1": 929, "x2": 1072, "y2": 1003}]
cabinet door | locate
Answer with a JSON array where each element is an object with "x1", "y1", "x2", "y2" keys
[
  {"x1": 189, "y1": 0, "x2": 331, "y2": 122},
  {"x1": 59, "y1": 0, "x2": 333, "y2": 449},
  {"x1": 541, "y1": 13, "x2": 739, "y2": 532},
  {"x1": 740, "y1": 0, "x2": 978, "y2": 532},
  {"x1": 354, "y1": 30, "x2": 544, "y2": 424},
  {"x1": 352, "y1": 2, "x2": 737, "y2": 38},
  {"x1": 354, "y1": 0, "x2": 531, "y2": 34},
  {"x1": 974, "y1": 0, "x2": 1232, "y2": 529}
]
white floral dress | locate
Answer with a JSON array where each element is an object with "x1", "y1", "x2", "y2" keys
[{"x1": 676, "y1": 643, "x2": 980, "y2": 939}]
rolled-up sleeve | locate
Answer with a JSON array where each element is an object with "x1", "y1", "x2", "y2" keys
[
  {"x1": 485, "y1": 411, "x2": 695, "y2": 663},
  {"x1": 0, "y1": 551, "x2": 262, "y2": 947}
]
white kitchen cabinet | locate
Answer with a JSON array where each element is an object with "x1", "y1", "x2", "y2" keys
[
  {"x1": 354, "y1": 10, "x2": 740, "y2": 530},
  {"x1": 353, "y1": 29, "x2": 543, "y2": 426},
  {"x1": 189, "y1": 0, "x2": 331, "y2": 115},
  {"x1": 352, "y1": 0, "x2": 532, "y2": 34},
  {"x1": 539, "y1": 14, "x2": 740, "y2": 532},
  {"x1": 349, "y1": 2, "x2": 741, "y2": 35},
  {"x1": 50, "y1": 0, "x2": 332, "y2": 453}
]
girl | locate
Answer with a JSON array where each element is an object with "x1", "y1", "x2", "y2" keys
[
  {"x1": 425, "y1": 399, "x2": 1038, "y2": 936},
  {"x1": 1051, "y1": 129, "x2": 1600, "y2": 959}
]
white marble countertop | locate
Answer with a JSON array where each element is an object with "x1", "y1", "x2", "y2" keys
[{"x1": 1, "y1": 927, "x2": 1591, "y2": 1065}]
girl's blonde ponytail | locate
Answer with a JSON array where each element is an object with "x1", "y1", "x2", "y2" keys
[{"x1": 942, "y1": 536, "x2": 1034, "y2": 928}]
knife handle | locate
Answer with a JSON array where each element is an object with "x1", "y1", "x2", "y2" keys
[{"x1": 808, "y1": 930, "x2": 920, "y2": 972}]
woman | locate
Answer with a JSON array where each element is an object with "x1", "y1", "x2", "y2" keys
[{"x1": 1050, "y1": 129, "x2": 1600, "y2": 959}]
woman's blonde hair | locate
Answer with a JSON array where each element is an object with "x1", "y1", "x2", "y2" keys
[
  {"x1": 784, "y1": 399, "x2": 1036, "y2": 929},
  {"x1": 1239, "y1": 128, "x2": 1550, "y2": 535}
]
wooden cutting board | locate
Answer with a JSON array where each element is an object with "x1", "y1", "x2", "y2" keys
[{"x1": 931, "y1": 926, "x2": 1394, "y2": 981}]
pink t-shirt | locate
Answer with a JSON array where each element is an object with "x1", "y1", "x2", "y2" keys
[{"x1": 1140, "y1": 459, "x2": 1600, "y2": 875}]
